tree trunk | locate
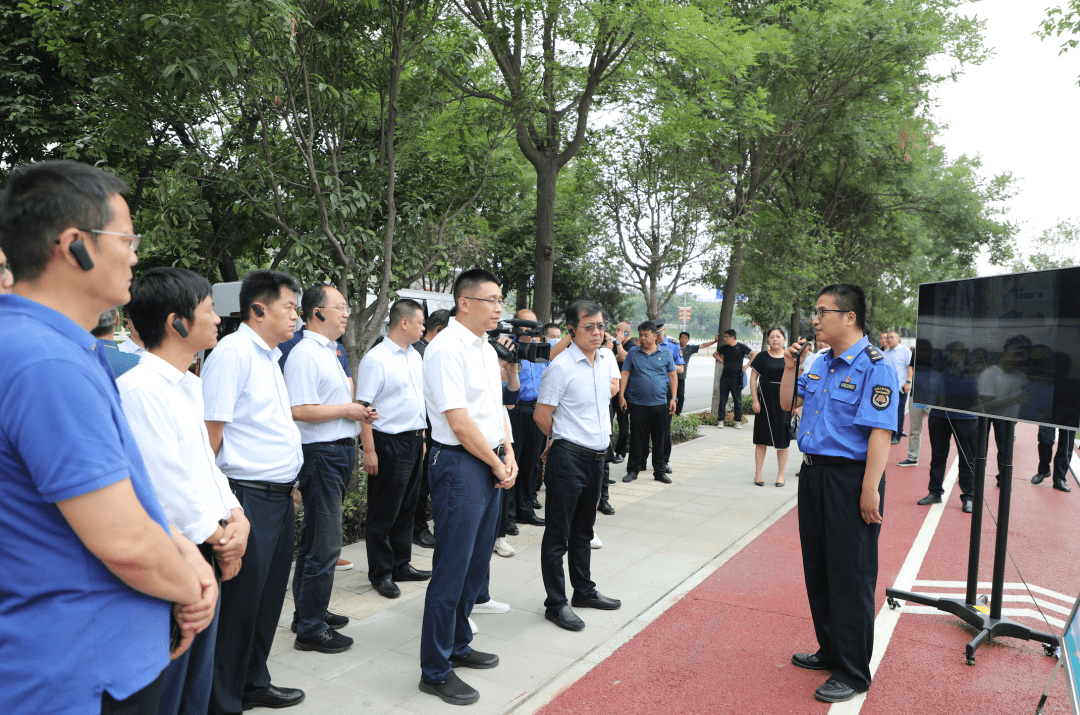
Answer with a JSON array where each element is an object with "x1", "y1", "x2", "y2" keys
[
  {"x1": 531, "y1": 159, "x2": 559, "y2": 324},
  {"x1": 515, "y1": 276, "x2": 529, "y2": 312},
  {"x1": 789, "y1": 305, "x2": 800, "y2": 346},
  {"x1": 218, "y1": 254, "x2": 238, "y2": 283},
  {"x1": 712, "y1": 229, "x2": 746, "y2": 416}
]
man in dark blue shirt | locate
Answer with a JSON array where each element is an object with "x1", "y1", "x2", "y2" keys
[
  {"x1": 917, "y1": 341, "x2": 978, "y2": 512},
  {"x1": 618, "y1": 321, "x2": 677, "y2": 484}
]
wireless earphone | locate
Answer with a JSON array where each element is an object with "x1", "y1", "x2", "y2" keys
[
  {"x1": 252, "y1": 304, "x2": 265, "y2": 317},
  {"x1": 172, "y1": 318, "x2": 189, "y2": 338},
  {"x1": 314, "y1": 310, "x2": 325, "y2": 322},
  {"x1": 69, "y1": 240, "x2": 94, "y2": 271}
]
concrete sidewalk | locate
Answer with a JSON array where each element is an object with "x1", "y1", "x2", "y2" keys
[{"x1": 264, "y1": 423, "x2": 801, "y2": 714}]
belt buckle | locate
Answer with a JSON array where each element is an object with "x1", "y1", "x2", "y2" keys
[{"x1": 803, "y1": 454, "x2": 811, "y2": 465}]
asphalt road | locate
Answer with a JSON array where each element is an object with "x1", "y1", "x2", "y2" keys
[{"x1": 679, "y1": 353, "x2": 749, "y2": 414}]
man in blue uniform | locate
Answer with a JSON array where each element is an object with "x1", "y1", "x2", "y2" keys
[
  {"x1": 509, "y1": 309, "x2": 548, "y2": 527},
  {"x1": 656, "y1": 323, "x2": 685, "y2": 472},
  {"x1": 780, "y1": 283, "x2": 897, "y2": 704}
]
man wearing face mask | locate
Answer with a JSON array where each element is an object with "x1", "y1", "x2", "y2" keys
[{"x1": 508, "y1": 309, "x2": 549, "y2": 526}]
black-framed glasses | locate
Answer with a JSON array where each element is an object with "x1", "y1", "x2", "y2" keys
[
  {"x1": 0, "y1": 263, "x2": 8, "y2": 281},
  {"x1": 812, "y1": 307, "x2": 849, "y2": 319},
  {"x1": 79, "y1": 228, "x2": 142, "y2": 251},
  {"x1": 464, "y1": 296, "x2": 505, "y2": 309}
]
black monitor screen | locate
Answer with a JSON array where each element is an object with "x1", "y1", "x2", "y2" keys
[{"x1": 912, "y1": 268, "x2": 1080, "y2": 430}]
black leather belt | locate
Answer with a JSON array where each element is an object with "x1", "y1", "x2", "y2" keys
[
  {"x1": 802, "y1": 454, "x2": 866, "y2": 467},
  {"x1": 518, "y1": 400, "x2": 537, "y2": 407},
  {"x1": 553, "y1": 439, "x2": 606, "y2": 461},
  {"x1": 433, "y1": 441, "x2": 506, "y2": 458},
  {"x1": 308, "y1": 437, "x2": 355, "y2": 447},
  {"x1": 228, "y1": 478, "x2": 296, "y2": 494}
]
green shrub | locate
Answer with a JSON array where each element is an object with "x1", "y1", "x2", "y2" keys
[{"x1": 670, "y1": 413, "x2": 702, "y2": 444}]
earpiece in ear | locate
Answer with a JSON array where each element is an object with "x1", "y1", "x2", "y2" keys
[
  {"x1": 252, "y1": 304, "x2": 265, "y2": 317},
  {"x1": 70, "y1": 240, "x2": 94, "y2": 271},
  {"x1": 314, "y1": 310, "x2": 325, "y2": 322},
  {"x1": 172, "y1": 318, "x2": 189, "y2": 338}
]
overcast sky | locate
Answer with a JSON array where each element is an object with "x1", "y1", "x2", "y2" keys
[{"x1": 929, "y1": 0, "x2": 1080, "y2": 276}]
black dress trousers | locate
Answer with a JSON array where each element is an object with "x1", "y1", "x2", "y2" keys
[{"x1": 541, "y1": 442, "x2": 603, "y2": 607}]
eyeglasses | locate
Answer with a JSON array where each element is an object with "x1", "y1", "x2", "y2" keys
[
  {"x1": 812, "y1": 307, "x2": 850, "y2": 319},
  {"x1": 0, "y1": 263, "x2": 8, "y2": 281},
  {"x1": 464, "y1": 296, "x2": 505, "y2": 309},
  {"x1": 317, "y1": 305, "x2": 351, "y2": 316},
  {"x1": 79, "y1": 228, "x2": 142, "y2": 251},
  {"x1": 577, "y1": 322, "x2": 605, "y2": 333}
]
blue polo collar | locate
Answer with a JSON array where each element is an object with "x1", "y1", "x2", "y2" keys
[{"x1": 0, "y1": 294, "x2": 97, "y2": 351}]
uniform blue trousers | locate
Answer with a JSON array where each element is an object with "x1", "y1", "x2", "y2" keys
[{"x1": 420, "y1": 446, "x2": 502, "y2": 684}]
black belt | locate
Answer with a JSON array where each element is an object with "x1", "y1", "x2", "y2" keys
[
  {"x1": 432, "y1": 441, "x2": 506, "y2": 458},
  {"x1": 518, "y1": 400, "x2": 537, "y2": 407},
  {"x1": 553, "y1": 439, "x2": 606, "y2": 461},
  {"x1": 228, "y1": 478, "x2": 296, "y2": 494},
  {"x1": 802, "y1": 454, "x2": 866, "y2": 467},
  {"x1": 308, "y1": 437, "x2": 355, "y2": 447},
  {"x1": 373, "y1": 429, "x2": 424, "y2": 438}
]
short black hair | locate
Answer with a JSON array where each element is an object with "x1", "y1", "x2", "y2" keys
[
  {"x1": 724, "y1": 329, "x2": 737, "y2": 339},
  {"x1": 767, "y1": 326, "x2": 786, "y2": 340},
  {"x1": 300, "y1": 283, "x2": 335, "y2": 322},
  {"x1": 240, "y1": 269, "x2": 300, "y2": 321},
  {"x1": 127, "y1": 267, "x2": 212, "y2": 351},
  {"x1": 679, "y1": 331, "x2": 690, "y2": 339},
  {"x1": 818, "y1": 283, "x2": 867, "y2": 333},
  {"x1": 0, "y1": 160, "x2": 129, "y2": 283},
  {"x1": 389, "y1": 298, "x2": 423, "y2": 327},
  {"x1": 638, "y1": 320, "x2": 657, "y2": 334},
  {"x1": 91, "y1": 308, "x2": 119, "y2": 338},
  {"x1": 426, "y1": 309, "x2": 450, "y2": 333},
  {"x1": 452, "y1": 268, "x2": 499, "y2": 303},
  {"x1": 564, "y1": 300, "x2": 603, "y2": 327},
  {"x1": 543, "y1": 322, "x2": 561, "y2": 335}
]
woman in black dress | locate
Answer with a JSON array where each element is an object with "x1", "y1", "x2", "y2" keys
[{"x1": 750, "y1": 327, "x2": 791, "y2": 486}]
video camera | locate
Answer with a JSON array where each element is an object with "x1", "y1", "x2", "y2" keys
[{"x1": 487, "y1": 319, "x2": 551, "y2": 364}]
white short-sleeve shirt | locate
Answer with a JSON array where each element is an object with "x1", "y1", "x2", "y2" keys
[
  {"x1": 118, "y1": 352, "x2": 241, "y2": 544},
  {"x1": 202, "y1": 323, "x2": 303, "y2": 483},
  {"x1": 537, "y1": 341, "x2": 614, "y2": 451},
  {"x1": 423, "y1": 317, "x2": 509, "y2": 448},
  {"x1": 355, "y1": 338, "x2": 426, "y2": 434},
  {"x1": 283, "y1": 330, "x2": 360, "y2": 444}
]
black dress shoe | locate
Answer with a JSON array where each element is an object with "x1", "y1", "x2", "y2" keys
[
  {"x1": 597, "y1": 500, "x2": 615, "y2": 516},
  {"x1": 545, "y1": 604, "x2": 585, "y2": 631},
  {"x1": 814, "y1": 678, "x2": 860, "y2": 703},
  {"x1": 1054, "y1": 481, "x2": 1072, "y2": 492},
  {"x1": 1032, "y1": 472, "x2": 1049, "y2": 485},
  {"x1": 394, "y1": 564, "x2": 432, "y2": 582},
  {"x1": 291, "y1": 610, "x2": 349, "y2": 633},
  {"x1": 791, "y1": 652, "x2": 829, "y2": 671},
  {"x1": 605, "y1": 478, "x2": 615, "y2": 485},
  {"x1": 663, "y1": 465, "x2": 672, "y2": 474},
  {"x1": 450, "y1": 649, "x2": 500, "y2": 669},
  {"x1": 242, "y1": 685, "x2": 305, "y2": 710},
  {"x1": 518, "y1": 515, "x2": 546, "y2": 527},
  {"x1": 505, "y1": 521, "x2": 520, "y2": 536},
  {"x1": 622, "y1": 471, "x2": 638, "y2": 483},
  {"x1": 294, "y1": 628, "x2": 354, "y2": 654},
  {"x1": 961, "y1": 497, "x2": 973, "y2": 514},
  {"x1": 654, "y1": 473, "x2": 672, "y2": 484},
  {"x1": 890, "y1": 437, "x2": 900, "y2": 445},
  {"x1": 419, "y1": 670, "x2": 479, "y2": 705},
  {"x1": 532, "y1": 499, "x2": 542, "y2": 510},
  {"x1": 613, "y1": 453, "x2": 625, "y2": 464},
  {"x1": 917, "y1": 493, "x2": 942, "y2": 505},
  {"x1": 372, "y1": 578, "x2": 401, "y2": 598},
  {"x1": 571, "y1": 592, "x2": 621, "y2": 610},
  {"x1": 413, "y1": 528, "x2": 436, "y2": 549}
]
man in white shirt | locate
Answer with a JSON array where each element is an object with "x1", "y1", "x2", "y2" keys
[
  {"x1": 356, "y1": 298, "x2": 432, "y2": 599},
  {"x1": 202, "y1": 270, "x2": 306, "y2": 713},
  {"x1": 418, "y1": 269, "x2": 518, "y2": 706},
  {"x1": 880, "y1": 331, "x2": 911, "y2": 444},
  {"x1": 118, "y1": 316, "x2": 145, "y2": 354},
  {"x1": 535, "y1": 301, "x2": 622, "y2": 631},
  {"x1": 284, "y1": 284, "x2": 374, "y2": 654},
  {"x1": 118, "y1": 267, "x2": 250, "y2": 715}
]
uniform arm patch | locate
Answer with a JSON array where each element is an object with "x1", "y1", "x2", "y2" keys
[{"x1": 871, "y1": 385, "x2": 892, "y2": 410}]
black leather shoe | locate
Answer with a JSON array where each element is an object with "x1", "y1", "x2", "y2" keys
[
  {"x1": 372, "y1": 578, "x2": 401, "y2": 598},
  {"x1": 597, "y1": 500, "x2": 615, "y2": 516},
  {"x1": 242, "y1": 685, "x2": 305, "y2": 710},
  {"x1": 890, "y1": 437, "x2": 900, "y2": 445},
  {"x1": 622, "y1": 471, "x2": 638, "y2": 483},
  {"x1": 663, "y1": 465, "x2": 672, "y2": 474},
  {"x1": 654, "y1": 473, "x2": 672, "y2": 484},
  {"x1": 1054, "y1": 481, "x2": 1072, "y2": 492},
  {"x1": 419, "y1": 670, "x2": 479, "y2": 705},
  {"x1": 605, "y1": 478, "x2": 615, "y2": 485},
  {"x1": 613, "y1": 453, "x2": 625, "y2": 464},
  {"x1": 532, "y1": 499, "x2": 542, "y2": 510},
  {"x1": 291, "y1": 610, "x2": 349, "y2": 633},
  {"x1": 294, "y1": 628, "x2": 354, "y2": 654},
  {"x1": 917, "y1": 493, "x2": 942, "y2": 505},
  {"x1": 450, "y1": 649, "x2": 500, "y2": 669},
  {"x1": 505, "y1": 521, "x2": 520, "y2": 536},
  {"x1": 814, "y1": 678, "x2": 860, "y2": 703},
  {"x1": 1032, "y1": 472, "x2": 1049, "y2": 485},
  {"x1": 413, "y1": 529, "x2": 436, "y2": 549},
  {"x1": 791, "y1": 652, "x2": 829, "y2": 671},
  {"x1": 545, "y1": 604, "x2": 585, "y2": 631},
  {"x1": 518, "y1": 515, "x2": 546, "y2": 527},
  {"x1": 961, "y1": 498, "x2": 973, "y2": 514},
  {"x1": 571, "y1": 592, "x2": 621, "y2": 610},
  {"x1": 394, "y1": 565, "x2": 432, "y2": 582}
]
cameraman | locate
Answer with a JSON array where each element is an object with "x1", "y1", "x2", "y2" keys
[{"x1": 507, "y1": 309, "x2": 548, "y2": 527}]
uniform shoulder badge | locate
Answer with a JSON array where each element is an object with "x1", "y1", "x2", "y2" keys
[
  {"x1": 871, "y1": 385, "x2": 892, "y2": 410},
  {"x1": 807, "y1": 373, "x2": 821, "y2": 381},
  {"x1": 865, "y1": 345, "x2": 884, "y2": 362}
]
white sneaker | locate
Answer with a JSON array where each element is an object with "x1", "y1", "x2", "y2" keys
[
  {"x1": 590, "y1": 533, "x2": 602, "y2": 549},
  {"x1": 493, "y1": 537, "x2": 515, "y2": 557},
  {"x1": 734, "y1": 422, "x2": 743, "y2": 429},
  {"x1": 473, "y1": 598, "x2": 510, "y2": 614},
  {"x1": 469, "y1": 617, "x2": 478, "y2": 635}
]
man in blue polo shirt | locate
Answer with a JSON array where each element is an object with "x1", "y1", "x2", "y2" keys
[
  {"x1": 509, "y1": 308, "x2": 548, "y2": 528},
  {"x1": 618, "y1": 321, "x2": 677, "y2": 484},
  {"x1": 0, "y1": 160, "x2": 216, "y2": 715}
]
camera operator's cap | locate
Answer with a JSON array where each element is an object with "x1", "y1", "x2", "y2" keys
[{"x1": 654, "y1": 322, "x2": 665, "y2": 329}]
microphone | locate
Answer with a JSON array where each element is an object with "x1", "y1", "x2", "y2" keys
[{"x1": 793, "y1": 336, "x2": 815, "y2": 362}]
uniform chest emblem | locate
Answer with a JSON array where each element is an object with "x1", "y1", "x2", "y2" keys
[
  {"x1": 839, "y1": 379, "x2": 856, "y2": 391},
  {"x1": 807, "y1": 373, "x2": 821, "y2": 381},
  {"x1": 871, "y1": 385, "x2": 892, "y2": 410}
]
